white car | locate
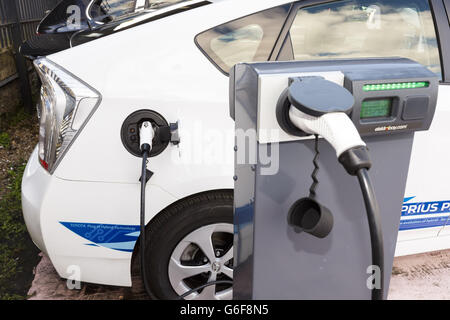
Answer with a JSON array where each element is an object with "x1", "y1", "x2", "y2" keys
[{"x1": 22, "y1": 0, "x2": 450, "y2": 300}]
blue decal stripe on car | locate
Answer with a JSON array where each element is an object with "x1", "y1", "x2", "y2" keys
[
  {"x1": 399, "y1": 216, "x2": 449, "y2": 231},
  {"x1": 401, "y1": 196, "x2": 450, "y2": 230},
  {"x1": 61, "y1": 197, "x2": 450, "y2": 248},
  {"x1": 96, "y1": 241, "x2": 137, "y2": 252},
  {"x1": 402, "y1": 200, "x2": 450, "y2": 216},
  {"x1": 60, "y1": 222, "x2": 140, "y2": 252}
]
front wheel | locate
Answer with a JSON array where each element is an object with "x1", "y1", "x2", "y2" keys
[{"x1": 132, "y1": 191, "x2": 234, "y2": 300}]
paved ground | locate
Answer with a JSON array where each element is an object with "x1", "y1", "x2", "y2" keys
[
  {"x1": 388, "y1": 250, "x2": 450, "y2": 300},
  {"x1": 27, "y1": 250, "x2": 450, "y2": 300},
  {"x1": 27, "y1": 253, "x2": 130, "y2": 300}
]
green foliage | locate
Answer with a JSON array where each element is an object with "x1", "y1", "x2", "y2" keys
[
  {"x1": 0, "y1": 293, "x2": 26, "y2": 300},
  {"x1": 0, "y1": 132, "x2": 11, "y2": 149},
  {"x1": 0, "y1": 164, "x2": 30, "y2": 299},
  {"x1": 7, "y1": 108, "x2": 31, "y2": 127},
  {"x1": 0, "y1": 107, "x2": 34, "y2": 132}
]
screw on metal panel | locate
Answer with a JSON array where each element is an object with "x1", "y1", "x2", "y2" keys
[{"x1": 233, "y1": 175, "x2": 238, "y2": 181}]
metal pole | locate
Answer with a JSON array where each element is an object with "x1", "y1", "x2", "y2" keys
[{"x1": 5, "y1": 0, "x2": 33, "y2": 113}]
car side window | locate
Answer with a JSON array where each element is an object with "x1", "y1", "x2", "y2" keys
[
  {"x1": 195, "y1": 4, "x2": 291, "y2": 74},
  {"x1": 287, "y1": 0, "x2": 442, "y2": 78}
]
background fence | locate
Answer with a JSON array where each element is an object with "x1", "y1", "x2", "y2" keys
[
  {"x1": 0, "y1": 0, "x2": 60, "y2": 112},
  {"x1": 0, "y1": 0, "x2": 60, "y2": 49}
]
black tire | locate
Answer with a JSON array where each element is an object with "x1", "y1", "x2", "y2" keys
[{"x1": 131, "y1": 190, "x2": 233, "y2": 300}]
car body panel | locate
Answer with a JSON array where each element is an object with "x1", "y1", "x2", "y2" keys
[
  {"x1": 23, "y1": 147, "x2": 178, "y2": 286},
  {"x1": 24, "y1": 0, "x2": 294, "y2": 286},
  {"x1": 22, "y1": 0, "x2": 450, "y2": 287}
]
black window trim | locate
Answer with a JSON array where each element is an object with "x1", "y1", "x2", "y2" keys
[
  {"x1": 270, "y1": 0, "x2": 337, "y2": 61},
  {"x1": 433, "y1": 0, "x2": 450, "y2": 84},
  {"x1": 444, "y1": 0, "x2": 450, "y2": 22}
]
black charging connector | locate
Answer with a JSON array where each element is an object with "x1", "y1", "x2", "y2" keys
[{"x1": 338, "y1": 146, "x2": 372, "y2": 176}]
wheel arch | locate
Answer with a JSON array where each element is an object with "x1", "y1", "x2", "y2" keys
[{"x1": 129, "y1": 188, "x2": 234, "y2": 284}]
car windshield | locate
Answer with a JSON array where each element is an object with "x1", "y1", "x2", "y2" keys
[{"x1": 89, "y1": 0, "x2": 190, "y2": 24}]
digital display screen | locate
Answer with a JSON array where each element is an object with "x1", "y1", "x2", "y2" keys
[{"x1": 360, "y1": 99, "x2": 392, "y2": 119}]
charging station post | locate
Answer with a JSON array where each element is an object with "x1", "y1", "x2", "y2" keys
[{"x1": 230, "y1": 58, "x2": 438, "y2": 300}]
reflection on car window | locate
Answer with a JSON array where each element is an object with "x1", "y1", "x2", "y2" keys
[
  {"x1": 210, "y1": 24, "x2": 264, "y2": 70},
  {"x1": 290, "y1": 0, "x2": 442, "y2": 77},
  {"x1": 196, "y1": 5, "x2": 291, "y2": 74},
  {"x1": 146, "y1": 0, "x2": 188, "y2": 9},
  {"x1": 89, "y1": 0, "x2": 136, "y2": 23},
  {"x1": 89, "y1": 0, "x2": 190, "y2": 23}
]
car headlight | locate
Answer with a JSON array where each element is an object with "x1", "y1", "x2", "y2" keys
[{"x1": 34, "y1": 58, "x2": 101, "y2": 173}]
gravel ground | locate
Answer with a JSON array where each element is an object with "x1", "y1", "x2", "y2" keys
[
  {"x1": 27, "y1": 249, "x2": 450, "y2": 300},
  {"x1": 388, "y1": 250, "x2": 450, "y2": 300},
  {"x1": 27, "y1": 254, "x2": 130, "y2": 300}
]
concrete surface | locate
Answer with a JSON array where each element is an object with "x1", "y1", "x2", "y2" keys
[
  {"x1": 388, "y1": 249, "x2": 450, "y2": 300},
  {"x1": 27, "y1": 250, "x2": 450, "y2": 300},
  {"x1": 27, "y1": 253, "x2": 128, "y2": 300}
]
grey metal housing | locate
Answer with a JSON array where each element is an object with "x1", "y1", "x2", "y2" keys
[{"x1": 231, "y1": 58, "x2": 438, "y2": 299}]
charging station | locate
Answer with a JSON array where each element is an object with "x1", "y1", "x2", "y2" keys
[{"x1": 230, "y1": 58, "x2": 439, "y2": 300}]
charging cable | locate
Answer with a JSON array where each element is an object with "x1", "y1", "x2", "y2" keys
[
  {"x1": 339, "y1": 147, "x2": 384, "y2": 300},
  {"x1": 139, "y1": 121, "x2": 155, "y2": 299},
  {"x1": 137, "y1": 121, "x2": 231, "y2": 300},
  {"x1": 290, "y1": 109, "x2": 385, "y2": 300},
  {"x1": 285, "y1": 77, "x2": 385, "y2": 300}
]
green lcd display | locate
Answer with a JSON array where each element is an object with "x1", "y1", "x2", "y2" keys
[{"x1": 360, "y1": 99, "x2": 392, "y2": 119}]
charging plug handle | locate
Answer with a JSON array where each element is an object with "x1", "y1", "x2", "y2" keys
[
  {"x1": 289, "y1": 108, "x2": 367, "y2": 157},
  {"x1": 338, "y1": 146, "x2": 372, "y2": 176},
  {"x1": 140, "y1": 121, "x2": 154, "y2": 152}
]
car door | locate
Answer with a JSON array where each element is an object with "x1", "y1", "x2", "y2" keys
[
  {"x1": 275, "y1": 0, "x2": 450, "y2": 255},
  {"x1": 436, "y1": 0, "x2": 450, "y2": 243}
]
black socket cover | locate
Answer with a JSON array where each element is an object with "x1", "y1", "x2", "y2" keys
[
  {"x1": 288, "y1": 77, "x2": 355, "y2": 117},
  {"x1": 121, "y1": 109, "x2": 170, "y2": 158},
  {"x1": 288, "y1": 197, "x2": 334, "y2": 239}
]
